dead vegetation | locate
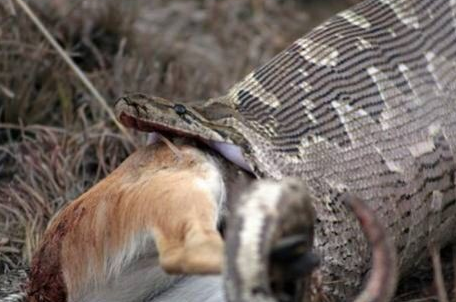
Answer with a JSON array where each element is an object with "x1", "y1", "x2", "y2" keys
[{"x1": 0, "y1": 0, "x2": 454, "y2": 300}]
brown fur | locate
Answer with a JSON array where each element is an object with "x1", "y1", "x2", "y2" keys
[{"x1": 27, "y1": 143, "x2": 242, "y2": 302}]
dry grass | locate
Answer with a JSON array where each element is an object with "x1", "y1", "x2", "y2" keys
[
  {"x1": 0, "y1": 123, "x2": 135, "y2": 270},
  {"x1": 0, "y1": 0, "x2": 454, "y2": 300},
  {"x1": 0, "y1": 0, "x2": 345, "y2": 268}
]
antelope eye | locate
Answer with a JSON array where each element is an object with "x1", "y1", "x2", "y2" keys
[{"x1": 173, "y1": 104, "x2": 187, "y2": 115}]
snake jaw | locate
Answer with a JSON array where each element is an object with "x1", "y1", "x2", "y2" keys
[
  {"x1": 115, "y1": 93, "x2": 229, "y2": 143},
  {"x1": 115, "y1": 93, "x2": 257, "y2": 173}
]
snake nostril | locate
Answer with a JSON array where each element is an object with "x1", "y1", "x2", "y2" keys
[{"x1": 173, "y1": 104, "x2": 187, "y2": 115}]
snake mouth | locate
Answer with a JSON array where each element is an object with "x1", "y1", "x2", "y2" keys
[
  {"x1": 119, "y1": 112, "x2": 203, "y2": 141},
  {"x1": 119, "y1": 112, "x2": 253, "y2": 172}
]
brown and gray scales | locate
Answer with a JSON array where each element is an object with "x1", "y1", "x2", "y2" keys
[
  {"x1": 229, "y1": 0, "x2": 456, "y2": 295},
  {"x1": 118, "y1": 0, "x2": 456, "y2": 300}
]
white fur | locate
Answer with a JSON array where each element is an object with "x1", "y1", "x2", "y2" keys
[
  {"x1": 153, "y1": 276, "x2": 224, "y2": 302},
  {"x1": 192, "y1": 152, "x2": 227, "y2": 225},
  {"x1": 237, "y1": 182, "x2": 282, "y2": 298},
  {"x1": 77, "y1": 257, "x2": 224, "y2": 302},
  {"x1": 77, "y1": 255, "x2": 178, "y2": 302},
  {"x1": 106, "y1": 231, "x2": 156, "y2": 280}
]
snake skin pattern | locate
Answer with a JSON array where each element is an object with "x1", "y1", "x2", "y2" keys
[
  {"x1": 116, "y1": 0, "x2": 456, "y2": 300},
  {"x1": 222, "y1": 0, "x2": 456, "y2": 297}
]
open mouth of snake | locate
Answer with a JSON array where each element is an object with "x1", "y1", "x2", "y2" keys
[
  {"x1": 119, "y1": 112, "x2": 252, "y2": 171},
  {"x1": 149, "y1": 131, "x2": 252, "y2": 172}
]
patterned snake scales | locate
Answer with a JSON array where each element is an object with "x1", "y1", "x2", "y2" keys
[{"x1": 115, "y1": 0, "x2": 456, "y2": 300}]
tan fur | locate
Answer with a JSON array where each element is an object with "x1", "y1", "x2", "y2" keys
[{"x1": 27, "y1": 143, "x2": 227, "y2": 302}]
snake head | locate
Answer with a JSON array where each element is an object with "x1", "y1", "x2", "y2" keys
[
  {"x1": 115, "y1": 93, "x2": 256, "y2": 172},
  {"x1": 115, "y1": 93, "x2": 246, "y2": 145}
]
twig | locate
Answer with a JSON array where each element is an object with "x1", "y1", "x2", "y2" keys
[
  {"x1": 1, "y1": 0, "x2": 17, "y2": 15},
  {"x1": 0, "y1": 84, "x2": 15, "y2": 99},
  {"x1": 0, "y1": 123, "x2": 68, "y2": 133},
  {"x1": 430, "y1": 244, "x2": 449, "y2": 302},
  {"x1": 453, "y1": 244, "x2": 456, "y2": 302},
  {"x1": 0, "y1": 237, "x2": 9, "y2": 246},
  {"x1": 11, "y1": 0, "x2": 137, "y2": 147}
]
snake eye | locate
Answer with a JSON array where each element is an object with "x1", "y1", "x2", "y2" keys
[{"x1": 173, "y1": 104, "x2": 187, "y2": 115}]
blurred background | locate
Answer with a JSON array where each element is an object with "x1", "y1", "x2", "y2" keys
[{"x1": 0, "y1": 0, "x2": 453, "y2": 300}]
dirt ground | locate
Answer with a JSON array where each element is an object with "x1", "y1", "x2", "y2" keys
[{"x1": 0, "y1": 0, "x2": 454, "y2": 300}]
